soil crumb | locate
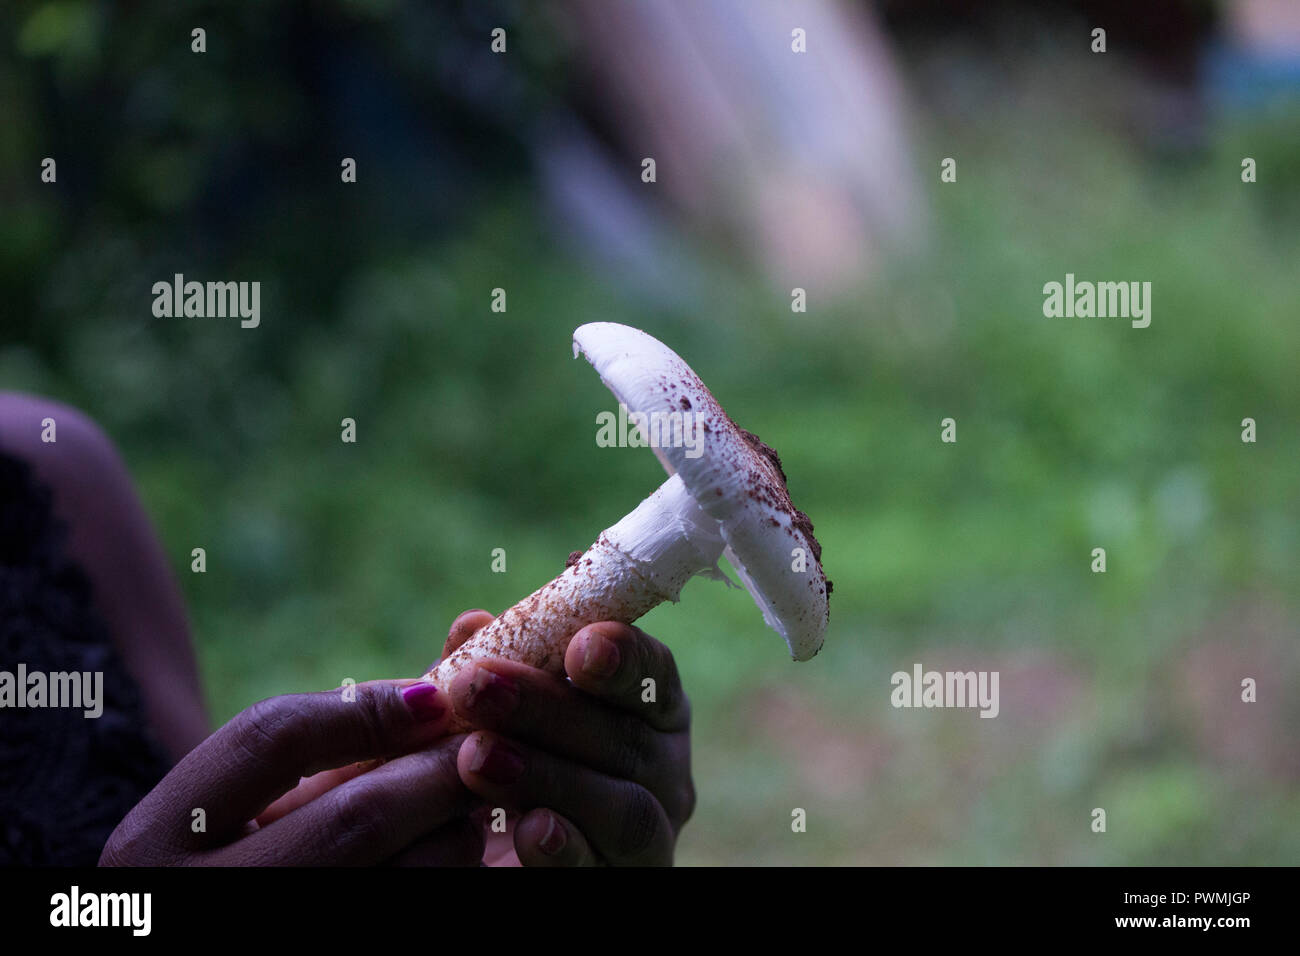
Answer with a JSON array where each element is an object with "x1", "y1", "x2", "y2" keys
[{"x1": 736, "y1": 426, "x2": 832, "y2": 600}]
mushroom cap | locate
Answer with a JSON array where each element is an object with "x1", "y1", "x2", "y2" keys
[{"x1": 573, "y1": 322, "x2": 829, "y2": 661}]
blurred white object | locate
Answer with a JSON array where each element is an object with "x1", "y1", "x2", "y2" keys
[
  {"x1": 1227, "y1": 0, "x2": 1300, "y2": 55},
  {"x1": 557, "y1": 0, "x2": 925, "y2": 300}
]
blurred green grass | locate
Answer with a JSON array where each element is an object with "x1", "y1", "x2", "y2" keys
[{"x1": 3, "y1": 20, "x2": 1298, "y2": 863}]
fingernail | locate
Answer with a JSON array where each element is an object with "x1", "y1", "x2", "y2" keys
[
  {"x1": 538, "y1": 813, "x2": 568, "y2": 856},
  {"x1": 465, "y1": 667, "x2": 519, "y2": 722},
  {"x1": 402, "y1": 682, "x2": 446, "y2": 722},
  {"x1": 469, "y1": 737, "x2": 525, "y2": 785},
  {"x1": 582, "y1": 632, "x2": 620, "y2": 678}
]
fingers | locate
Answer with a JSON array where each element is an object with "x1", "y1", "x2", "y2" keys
[
  {"x1": 458, "y1": 732, "x2": 676, "y2": 866},
  {"x1": 564, "y1": 622, "x2": 691, "y2": 733},
  {"x1": 512, "y1": 809, "x2": 598, "y2": 867},
  {"x1": 384, "y1": 818, "x2": 486, "y2": 867},
  {"x1": 438, "y1": 609, "x2": 495, "y2": 665},
  {"x1": 439, "y1": 618, "x2": 693, "y2": 867},
  {"x1": 255, "y1": 759, "x2": 383, "y2": 827},
  {"x1": 448, "y1": 658, "x2": 686, "y2": 805},
  {"x1": 206, "y1": 735, "x2": 476, "y2": 866},
  {"x1": 115, "y1": 679, "x2": 455, "y2": 855}
]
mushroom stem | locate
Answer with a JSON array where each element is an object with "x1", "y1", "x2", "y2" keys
[{"x1": 425, "y1": 474, "x2": 724, "y2": 729}]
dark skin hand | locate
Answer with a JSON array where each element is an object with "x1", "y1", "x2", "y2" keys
[
  {"x1": 3, "y1": 394, "x2": 694, "y2": 865},
  {"x1": 100, "y1": 612, "x2": 695, "y2": 866},
  {"x1": 441, "y1": 610, "x2": 696, "y2": 866},
  {"x1": 100, "y1": 681, "x2": 484, "y2": 866}
]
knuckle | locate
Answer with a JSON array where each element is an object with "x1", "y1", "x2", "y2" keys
[
  {"x1": 613, "y1": 720, "x2": 656, "y2": 782},
  {"x1": 98, "y1": 845, "x2": 124, "y2": 867},
  {"x1": 99, "y1": 812, "x2": 177, "y2": 866},
  {"x1": 407, "y1": 742, "x2": 469, "y2": 808},
  {"x1": 630, "y1": 632, "x2": 686, "y2": 716},
  {"x1": 612, "y1": 783, "x2": 670, "y2": 862},
  {"x1": 230, "y1": 697, "x2": 306, "y2": 768},
  {"x1": 644, "y1": 632, "x2": 681, "y2": 683},
  {"x1": 322, "y1": 785, "x2": 392, "y2": 859},
  {"x1": 656, "y1": 677, "x2": 686, "y2": 722},
  {"x1": 418, "y1": 740, "x2": 461, "y2": 781},
  {"x1": 97, "y1": 828, "x2": 131, "y2": 867}
]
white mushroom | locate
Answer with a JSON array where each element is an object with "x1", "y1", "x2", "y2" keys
[{"x1": 425, "y1": 322, "x2": 830, "y2": 728}]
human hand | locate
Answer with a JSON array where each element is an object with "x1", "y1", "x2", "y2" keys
[
  {"x1": 442, "y1": 609, "x2": 696, "y2": 866},
  {"x1": 100, "y1": 681, "x2": 482, "y2": 866}
]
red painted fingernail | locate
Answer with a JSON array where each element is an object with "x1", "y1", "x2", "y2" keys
[
  {"x1": 538, "y1": 813, "x2": 568, "y2": 856},
  {"x1": 582, "y1": 632, "x2": 620, "y2": 678},
  {"x1": 465, "y1": 667, "x2": 519, "y2": 722},
  {"x1": 469, "y1": 737, "x2": 525, "y2": 785},
  {"x1": 402, "y1": 683, "x2": 446, "y2": 722}
]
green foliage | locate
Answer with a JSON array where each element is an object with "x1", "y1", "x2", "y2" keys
[{"x1": 2, "y1": 10, "x2": 1297, "y2": 863}]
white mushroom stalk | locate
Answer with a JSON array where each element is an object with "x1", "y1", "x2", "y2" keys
[{"x1": 425, "y1": 323, "x2": 830, "y2": 730}]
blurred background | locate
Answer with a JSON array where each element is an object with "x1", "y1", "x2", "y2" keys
[{"x1": 2, "y1": 0, "x2": 1298, "y2": 864}]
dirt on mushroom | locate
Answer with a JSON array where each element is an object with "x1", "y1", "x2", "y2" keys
[{"x1": 736, "y1": 424, "x2": 832, "y2": 598}]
